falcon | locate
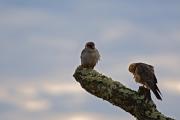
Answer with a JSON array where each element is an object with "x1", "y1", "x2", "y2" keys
[
  {"x1": 80, "y1": 42, "x2": 100, "y2": 69},
  {"x1": 128, "y1": 62, "x2": 162, "y2": 100}
]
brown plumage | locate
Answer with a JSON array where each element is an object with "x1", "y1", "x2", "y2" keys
[
  {"x1": 80, "y1": 42, "x2": 100, "y2": 69},
  {"x1": 129, "y1": 62, "x2": 162, "y2": 100}
]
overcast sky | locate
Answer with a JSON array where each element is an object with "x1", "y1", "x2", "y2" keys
[{"x1": 0, "y1": 0, "x2": 180, "y2": 120}]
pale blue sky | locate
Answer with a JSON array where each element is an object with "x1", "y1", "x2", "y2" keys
[{"x1": 0, "y1": 1, "x2": 180, "y2": 120}]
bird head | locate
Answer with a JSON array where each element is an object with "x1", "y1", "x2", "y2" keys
[
  {"x1": 128, "y1": 63, "x2": 137, "y2": 73},
  {"x1": 85, "y1": 42, "x2": 95, "y2": 49}
]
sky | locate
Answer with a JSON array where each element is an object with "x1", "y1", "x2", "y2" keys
[{"x1": 0, "y1": 0, "x2": 180, "y2": 120}]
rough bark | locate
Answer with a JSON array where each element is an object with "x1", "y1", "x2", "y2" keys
[{"x1": 73, "y1": 66, "x2": 175, "y2": 120}]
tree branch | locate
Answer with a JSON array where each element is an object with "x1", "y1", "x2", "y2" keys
[{"x1": 73, "y1": 66, "x2": 175, "y2": 120}]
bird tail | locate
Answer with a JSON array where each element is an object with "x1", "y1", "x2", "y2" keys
[{"x1": 152, "y1": 85, "x2": 162, "y2": 100}]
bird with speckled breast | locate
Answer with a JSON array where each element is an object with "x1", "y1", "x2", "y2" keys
[{"x1": 129, "y1": 62, "x2": 162, "y2": 100}]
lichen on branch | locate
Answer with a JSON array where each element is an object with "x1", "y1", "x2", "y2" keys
[{"x1": 73, "y1": 66, "x2": 175, "y2": 120}]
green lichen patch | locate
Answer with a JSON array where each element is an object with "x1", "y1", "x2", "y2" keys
[{"x1": 73, "y1": 66, "x2": 175, "y2": 120}]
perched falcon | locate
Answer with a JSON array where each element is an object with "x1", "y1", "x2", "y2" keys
[
  {"x1": 80, "y1": 42, "x2": 100, "y2": 69},
  {"x1": 128, "y1": 62, "x2": 162, "y2": 100}
]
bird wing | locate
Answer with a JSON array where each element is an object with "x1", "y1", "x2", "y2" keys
[
  {"x1": 80, "y1": 48, "x2": 89, "y2": 65},
  {"x1": 135, "y1": 64, "x2": 162, "y2": 100},
  {"x1": 80, "y1": 49, "x2": 85, "y2": 59},
  {"x1": 135, "y1": 63, "x2": 155, "y2": 85},
  {"x1": 148, "y1": 65, "x2": 157, "y2": 83}
]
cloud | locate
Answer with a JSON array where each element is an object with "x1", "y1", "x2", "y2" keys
[
  {"x1": 19, "y1": 99, "x2": 50, "y2": 112},
  {"x1": 99, "y1": 21, "x2": 135, "y2": 42},
  {"x1": 0, "y1": 111, "x2": 132, "y2": 120},
  {"x1": 172, "y1": 30, "x2": 180, "y2": 42},
  {"x1": 9, "y1": 80, "x2": 84, "y2": 96},
  {"x1": 0, "y1": 8, "x2": 64, "y2": 27},
  {"x1": 96, "y1": 20, "x2": 180, "y2": 60},
  {"x1": 47, "y1": 112, "x2": 132, "y2": 120},
  {"x1": 0, "y1": 80, "x2": 86, "y2": 112},
  {"x1": 0, "y1": 87, "x2": 9, "y2": 101},
  {"x1": 15, "y1": 83, "x2": 39, "y2": 98},
  {"x1": 66, "y1": 113, "x2": 100, "y2": 120},
  {"x1": 0, "y1": 85, "x2": 51, "y2": 112},
  {"x1": 41, "y1": 81, "x2": 84, "y2": 95},
  {"x1": 28, "y1": 36, "x2": 80, "y2": 54},
  {"x1": 160, "y1": 80, "x2": 180, "y2": 94}
]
